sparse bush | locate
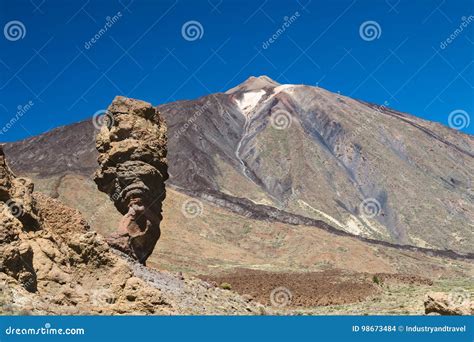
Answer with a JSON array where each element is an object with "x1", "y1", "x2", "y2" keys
[
  {"x1": 220, "y1": 282, "x2": 232, "y2": 290},
  {"x1": 372, "y1": 275, "x2": 381, "y2": 285}
]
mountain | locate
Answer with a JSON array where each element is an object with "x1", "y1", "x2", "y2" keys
[
  {"x1": 5, "y1": 76, "x2": 473, "y2": 254},
  {"x1": 2, "y1": 77, "x2": 473, "y2": 314},
  {"x1": 165, "y1": 75, "x2": 474, "y2": 253}
]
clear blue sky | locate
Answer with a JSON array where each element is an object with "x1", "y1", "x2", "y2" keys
[{"x1": 0, "y1": 0, "x2": 473, "y2": 142}]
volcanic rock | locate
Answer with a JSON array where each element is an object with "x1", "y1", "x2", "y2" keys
[
  {"x1": 0, "y1": 146, "x2": 38, "y2": 292},
  {"x1": 93, "y1": 96, "x2": 168, "y2": 265},
  {"x1": 0, "y1": 146, "x2": 265, "y2": 315},
  {"x1": 424, "y1": 292, "x2": 473, "y2": 315}
]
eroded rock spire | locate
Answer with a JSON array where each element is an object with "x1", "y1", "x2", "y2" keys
[{"x1": 94, "y1": 96, "x2": 168, "y2": 265}]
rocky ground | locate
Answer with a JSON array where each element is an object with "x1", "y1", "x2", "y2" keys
[
  {"x1": 201, "y1": 269, "x2": 384, "y2": 307},
  {"x1": 292, "y1": 277, "x2": 474, "y2": 315},
  {"x1": 2, "y1": 172, "x2": 472, "y2": 315},
  {"x1": 0, "y1": 145, "x2": 265, "y2": 315},
  {"x1": 200, "y1": 269, "x2": 473, "y2": 315},
  {"x1": 0, "y1": 193, "x2": 266, "y2": 315}
]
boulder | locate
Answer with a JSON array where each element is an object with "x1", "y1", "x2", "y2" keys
[{"x1": 424, "y1": 291, "x2": 472, "y2": 315}]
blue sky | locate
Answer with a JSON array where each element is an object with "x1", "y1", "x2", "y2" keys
[{"x1": 0, "y1": 0, "x2": 473, "y2": 142}]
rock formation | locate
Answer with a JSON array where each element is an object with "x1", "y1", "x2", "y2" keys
[
  {"x1": 0, "y1": 146, "x2": 38, "y2": 293},
  {"x1": 93, "y1": 96, "x2": 168, "y2": 265},
  {"x1": 424, "y1": 292, "x2": 473, "y2": 315},
  {"x1": 0, "y1": 146, "x2": 264, "y2": 315}
]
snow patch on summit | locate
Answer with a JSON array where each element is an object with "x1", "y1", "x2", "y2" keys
[
  {"x1": 274, "y1": 84, "x2": 296, "y2": 94},
  {"x1": 235, "y1": 90, "x2": 266, "y2": 116}
]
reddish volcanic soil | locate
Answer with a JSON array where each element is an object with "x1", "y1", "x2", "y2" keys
[{"x1": 200, "y1": 269, "x2": 433, "y2": 308}]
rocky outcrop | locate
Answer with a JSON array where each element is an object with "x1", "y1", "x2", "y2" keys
[
  {"x1": 424, "y1": 292, "x2": 473, "y2": 315},
  {"x1": 0, "y1": 146, "x2": 265, "y2": 315},
  {"x1": 0, "y1": 146, "x2": 38, "y2": 293},
  {"x1": 94, "y1": 96, "x2": 168, "y2": 265}
]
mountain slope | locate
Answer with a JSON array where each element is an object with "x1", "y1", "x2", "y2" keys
[
  {"x1": 164, "y1": 76, "x2": 474, "y2": 252},
  {"x1": 4, "y1": 76, "x2": 474, "y2": 254}
]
